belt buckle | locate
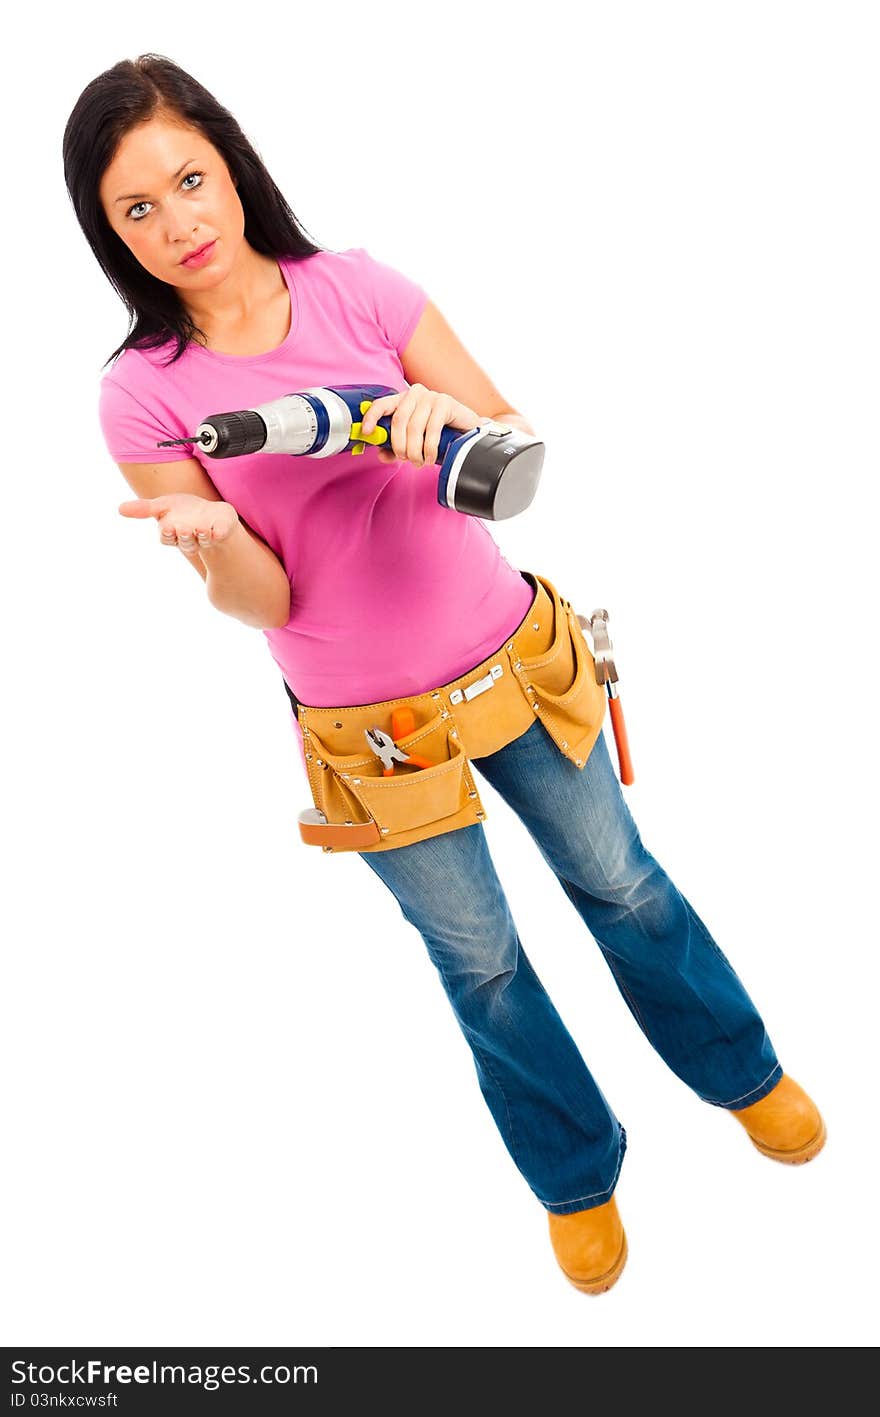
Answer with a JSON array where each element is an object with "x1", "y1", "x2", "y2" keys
[{"x1": 449, "y1": 663, "x2": 503, "y2": 705}]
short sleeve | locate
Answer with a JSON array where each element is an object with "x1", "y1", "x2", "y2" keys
[
  {"x1": 98, "y1": 374, "x2": 188, "y2": 463},
  {"x1": 355, "y1": 247, "x2": 429, "y2": 357}
]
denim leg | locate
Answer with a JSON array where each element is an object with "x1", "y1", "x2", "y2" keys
[
  {"x1": 471, "y1": 720, "x2": 783, "y2": 1110},
  {"x1": 358, "y1": 821, "x2": 626, "y2": 1214}
]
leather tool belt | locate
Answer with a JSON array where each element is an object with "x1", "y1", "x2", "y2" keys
[{"x1": 285, "y1": 571, "x2": 607, "y2": 855}]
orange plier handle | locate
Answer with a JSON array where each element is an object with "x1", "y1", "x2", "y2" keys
[{"x1": 379, "y1": 751, "x2": 434, "y2": 778}]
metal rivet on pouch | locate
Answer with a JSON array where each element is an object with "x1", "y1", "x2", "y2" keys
[
  {"x1": 468, "y1": 790, "x2": 477, "y2": 799},
  {"x1": 441, "y1": 710, "x2": 450, "y2": 719},
  {"x1": 431, "y1": 691, "x2": 441, "y2": 699},
  {"x1": 380, "y1": 827, "x2": 390, "y2": 835},
  {"x1": 514, "y1": 660, "x2": 522, "y2": 669},
  {"x1": 334, "y1": 721, "x2": 343, "y2": 729},
  {"x1": 561, "y1": 740, "x2": 568, "y2": 750},
  {"x1": 476, "y1": 810, "x2": 485, "y2": 818},
  {"x1": 575, "y1": 759, "x2": 582, "y2": 767},
  {"x1": 532, "y1": 622, "x2": 540, "y2": 631},
  {"x1": 450, "y1": 729, "x2": 457, "y2": 737},
  {"x1": 506, "y1": 641, "x2": 513, "y2": 650},
  {"x1": 305, "y1": 752, "x2": 313, "y2": 761},
  {"x1": 353, "y1": 778, "x2": 362, "y2": 785},
  {"x1": 316, "y1": 758, "x2": 324, "y2": 767}
]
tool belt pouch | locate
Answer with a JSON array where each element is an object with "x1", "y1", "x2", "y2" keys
[{"x1": 294, "y1": 571, "x2": 607, "y2": 855}]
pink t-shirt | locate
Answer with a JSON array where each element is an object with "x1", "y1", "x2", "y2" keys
[{"x1": 98, "y1": 246, "x2": 534, "y2": 771}]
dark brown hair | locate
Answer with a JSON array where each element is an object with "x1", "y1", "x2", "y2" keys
[{"x1": 63, "y1": 53, "x2": 327, "y2": 367}]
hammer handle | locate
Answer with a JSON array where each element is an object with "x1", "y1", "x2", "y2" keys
[{"x1": 608, "y1": 695, "x2": 635, "y2": 785}]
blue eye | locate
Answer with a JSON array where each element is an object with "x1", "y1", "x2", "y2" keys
[{"x1": 127, "y1": 170, "x2": 205, "y2": 221}]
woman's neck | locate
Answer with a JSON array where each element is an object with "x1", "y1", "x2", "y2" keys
[{"x1": 182, "y1": 245, "x2": 284, "y2": 334}]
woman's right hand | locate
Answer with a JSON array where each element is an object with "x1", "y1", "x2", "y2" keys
[{"x1": 118, "y1": 493, "x2": 240, "y2": 558}]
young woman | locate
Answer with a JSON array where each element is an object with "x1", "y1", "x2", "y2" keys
[{"x1": 63, "y1": 53, "x2": 825, "y2": 1296}]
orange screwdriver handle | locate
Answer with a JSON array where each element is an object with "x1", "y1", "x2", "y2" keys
[
  {"x1": 608, "y1": 694, "x2": 635, "y2": 785},
  {"x1": 391, "y1": 706, "x2": 417, "y2": 739},
  {"x1": 390, "y1": 706, "x2": 434, "y2": 768}
]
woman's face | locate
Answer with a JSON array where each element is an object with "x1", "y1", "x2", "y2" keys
[{"x1": 98, "y1": 113, "x2": 244, "y2": 290}]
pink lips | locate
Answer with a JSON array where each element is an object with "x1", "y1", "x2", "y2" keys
[{"x1": 181, "y1": 240, "x2": 217, "y2": 268}]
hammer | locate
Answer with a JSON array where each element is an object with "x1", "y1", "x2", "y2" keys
[{"x1": 579, "y1": 609, "x2": 635, "y2": 785}]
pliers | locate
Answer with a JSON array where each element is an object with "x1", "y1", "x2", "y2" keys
[{"x1": 364, "y1": 726, "x2": 435, "y2": 777}]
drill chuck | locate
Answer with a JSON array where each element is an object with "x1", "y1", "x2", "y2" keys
[{"x1": 195, "y1": 408, "x2": 268, "y2": 457}]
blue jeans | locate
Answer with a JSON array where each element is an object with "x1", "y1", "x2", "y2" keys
[{"x1": 357, "y1": 718, "x2": 782, "y2": 1215}]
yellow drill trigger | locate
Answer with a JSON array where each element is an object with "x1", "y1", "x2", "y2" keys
[{"x1": 349, "y1": 403, "x2": 389, "y2": 456}]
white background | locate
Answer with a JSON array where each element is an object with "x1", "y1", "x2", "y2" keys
[{"x1": 3, "y1": 0, "x2": 877, "y2": 1349}]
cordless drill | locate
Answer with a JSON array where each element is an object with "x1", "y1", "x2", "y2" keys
[{"x1": 158, "y1": 383, "x2": 544, "y2": 521}]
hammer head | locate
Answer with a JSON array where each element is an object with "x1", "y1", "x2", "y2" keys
[{"x1": 578, "y1": 609, "x2": 618, "y2": 685}]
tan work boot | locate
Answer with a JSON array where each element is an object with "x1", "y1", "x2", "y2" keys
[
  {"x1": 731, "y1": 1073, "x2": 826, "y2": 1164},
  {"x1": 547, "y1": 1194, "x2": 628, "y2": 1294}
]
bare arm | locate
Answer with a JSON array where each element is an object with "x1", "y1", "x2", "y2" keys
[
  {"x1": 116, "y1": 457, "x2": 291, "y2": 629},
  {"x1": 399, "y1": 300, "x2": 537, "y2": 435},
  {"x1": 200, "y1": 519, "x2": 291, "y2": 630}
]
